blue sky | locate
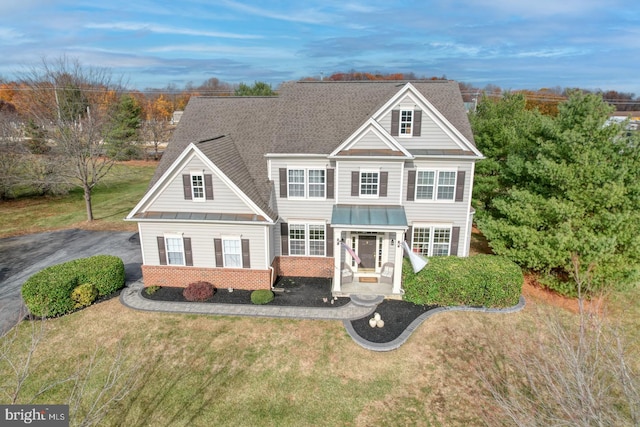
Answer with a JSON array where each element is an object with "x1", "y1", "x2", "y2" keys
[{"x1": 1, "y1": 1, "x2": 638, "y2": 94}]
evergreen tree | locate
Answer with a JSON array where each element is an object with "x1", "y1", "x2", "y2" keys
[
  {"x1": 106, "y1": 94, "x2": 142, "y2": 160},
  {"x1": 234, "y1": 81, "x2": 276, "y2": 96}
]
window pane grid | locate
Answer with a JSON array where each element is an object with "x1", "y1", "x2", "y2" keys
[
  {"x1": 437, "y1": 171, "x2": 456, "y2": 200},
  {"x1": 308, "y1": 169, "x2": 325, "y2": 198},
  {"x1": 223, "y1": 239, "x2": 242, "y2": 267},
  {"x1": 400, "y1": 110, "x2": 412, "y2": 135},
  {"x1": 192, "y1": 175, "x2": 204, "y2": 199},
  {"x1": 416, "y1": 171, "x2": 435, "y2": 200},
  {"x1": 432, "y1": 228, "x2": 451, "y2": 256},
  {"x1": 360, "y1": 172, "x2": 379, "y2": 196},
  {"x1": 166, "y1": 237, "x2": 184, "y2": 265},
  {"x1": 288, "y1": 169, "x2": 305, "y2": 197},
  {"x1": 289, "y1": 224, "x2": 306, "y2": 255},
  {"x1": 308, "y1": 225, "x2": 325, "y2": 256},
  {"x1": 412, "y1": 228, "x2": 430, "y2": 256}
]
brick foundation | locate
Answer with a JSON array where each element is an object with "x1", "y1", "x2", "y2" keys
[
  {"x1": 141, "y1": 265, "x2": 272, "y2": 290},
  {"x1": 272, "y1": 256, "x2": 334, "y2": 278}
]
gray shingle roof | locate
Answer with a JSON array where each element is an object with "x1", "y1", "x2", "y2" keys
[{"x1": 148, "y1": 80, "x2": 475, "y2": 221}]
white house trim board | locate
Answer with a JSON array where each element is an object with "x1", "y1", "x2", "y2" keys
[
  {"x1": 373, "y1": 83, "x2": 483, "y2": 157},
  {"x1": 127, "y1": 143, "x2": 275, "y2": 223},
  {"x1": 329, "y1": 119, "x2": 413, "y2": 158}
]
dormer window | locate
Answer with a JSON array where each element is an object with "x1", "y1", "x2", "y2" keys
[{"x1": 400, "y1": 110, "x2": 413, "y2": 136}]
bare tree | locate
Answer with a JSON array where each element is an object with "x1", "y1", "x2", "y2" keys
[
  {"x1": 141, "y1": 117, "x2": 171, "y2": 161},
  {"x1": 18, "y1": 56, "x2": 124, "y2": 221},
  {"x1": 476, "y1": 254, "x2": 639, "y2": 426},
  {"x1": 0, "y1": 108, "x2": 26, "y2": 199}
]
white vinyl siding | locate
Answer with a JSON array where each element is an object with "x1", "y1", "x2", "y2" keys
[
  {"x1": 147, "y1": 156, "x2": 255, "y2": 215},
  {"x1": 139, "y1": 222, "x2": 268, "y2": 269},
  {"x1": 337, "y1": 160, "x2": 403, "y2": 205}
]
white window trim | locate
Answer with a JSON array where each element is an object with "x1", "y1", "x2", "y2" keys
[
  {"x1": 164, "y1": 233, "x2": 185, "y2": 266},
  {"x1": 414, "y1": 169, "x2": 458, "y2": 202},
  {"x1": 399, "y1": 109, "x2": 413, "y2": 138},
  {"x1": 221, "y1": 235, "x2": 242, "y2": 268},
  {"x1": 287, "y1": 167, "x2": 327, "y2": 200},
  {"x1": 359, "y1": 169, "x2": 380, "y2": 198},
  {"x1": 411, "y1": 224, "x2": 452, "y2": 257},
  {"x1": 288, "y1": 222, "x2": 326, "y2": 257},
  {"x1": 190, "y1": 171, "x2": 205, "y2": 202}
]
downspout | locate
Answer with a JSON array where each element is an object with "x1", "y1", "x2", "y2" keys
[{"x1": 269, "y1": 266, "x2": 275, "y2": 290}]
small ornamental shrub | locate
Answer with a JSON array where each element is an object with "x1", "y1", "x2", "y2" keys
[
  {"x1": 403, "y1": 255, "x2": 523, "y2": 308},
  {"x1": 22, "y1": 255, "x2": 126, "y2": 317},
  {"x1": 251, "y1": 289, "x2": 274, "y2": 305},
  {"x1": 71, "y1": 283, "x2": 98, "y2": 308},
  {"x1": 183, "y1": 281, "x2": 215, "y2": 302},
  {"x1": 145, "y1": 285, "x2": 161, "y2": 295}
]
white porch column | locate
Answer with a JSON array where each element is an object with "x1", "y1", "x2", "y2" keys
[
  {"x1": 333, "y1": 228, "x2": 343, "y2": 293},
  {"x1": 392, "y1": 231, "x2": 404, "y2": 294}
]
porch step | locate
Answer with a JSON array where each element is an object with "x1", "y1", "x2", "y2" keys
[{"x1": 350, "y1": 294, "x2": 385, "y2": 307}]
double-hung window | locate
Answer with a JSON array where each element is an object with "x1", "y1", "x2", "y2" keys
[
  {"x1": 191, "y1": 173, "x2": 205, "y2": 200},
  {"x1": 288, "y1": 169, "x2": 325, "y2": 198},
  {"x1": 400, "y1": 110, "x2": 413, "y2": 136},
  {"x1": 289, "y1": 223, "x2": 325, "y2": 256},
  {"x1": 222, "y1": 238, "x2": 242, "y2": 268},
  {"x1": 412, "y1": 226, "x2": 451, "y2": 256},
  {"x1": 165, "y1": 236, "x2": 185, "y2": 265},
  {"x1": 416, "y1": 170, "x2": 456, "y2": 201},
  {"x1": 360, "y1": 171, "x2": 379, "y2": 196}
]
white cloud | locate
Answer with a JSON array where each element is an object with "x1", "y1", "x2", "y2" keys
[{"x1": 84, "y1": 22, "x2": 262, "y2": 39}]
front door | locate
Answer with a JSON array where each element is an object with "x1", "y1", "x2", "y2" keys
[{"x1": 358, "y1": 235, "x2": 377, "y2": 270}]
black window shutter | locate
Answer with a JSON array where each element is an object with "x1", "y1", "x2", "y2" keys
[
  {"x1": 204, "y1": 174, "x2": 214, "y2": 200},
  {"x1": 157, "y1": 236, "x2": 167, "y2": 265},
  {"x1": 379, "y1": 171, "x2": 388, "y2": 197},
  {"x1": 214, "y1": 238, "x2": 223, "y2": 267},
  {"x1": 326, "y1": 168, "x2": 335, "y2": 199},
  {"x1": 326, "y1": 225, "x2": 333, "y2": 257},
  {"x1": 455, "y1": 171, "x2": 466, "y2": 202},
  {"x1": 280, "y1": 223, "x2": 289, "y2": 256},
  {"x1": 351, "y1": 171, "x2": 359, "y2": 196},
  {"x1": 391, "y1": 110, "x2": 399, "y2": 136},
  {"x1": 407, "y1": 170, "x2": 416, "y2": 201},
  {"x1": 413, "y1": 110, "x2": 422, "y2": 136},
  {"x1": 241, "y1": 239, "x2": 251, "y2": 268},
  {"x1": 279, "y1": 168, "x2": 287, "y2": 198},
  {"x1": 405, "y1": 226, "x2": 413, "y2": 245},
  {"x1": 184, "y1": 237, "x2": 193, "y2": 266},
  {"x1": 182, "y1": 174, "x2": 192, "y2": 200},
  {"x1": 450, "y1": 227, "x2": 460, "y2": 256}
]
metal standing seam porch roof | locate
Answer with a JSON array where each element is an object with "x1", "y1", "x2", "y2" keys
[{"x1": 331, "y1": 205, "x2": 408, "y2": 228}]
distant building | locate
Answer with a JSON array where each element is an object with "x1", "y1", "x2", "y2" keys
[{"x1": 171, "y1": 111, "x2": 183, "y2": 125}]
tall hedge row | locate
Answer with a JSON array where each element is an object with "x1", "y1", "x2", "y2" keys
[
  {"x1": 403, "y1": 255, "x2": 523, "y2": 308},
  {"x1": 21, "y1": 255, "x2": 125, "y2": 317}
]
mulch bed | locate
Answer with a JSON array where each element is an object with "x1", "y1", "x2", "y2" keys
[
  {"x1": 141, "y1": 276, "x2": 438, "y2": 344},
  {"x1": 349, "y1": 300, "x2": 439, "y2": 343}
]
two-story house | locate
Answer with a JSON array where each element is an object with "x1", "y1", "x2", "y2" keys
[{"x1": 126, "y1": 81, "x2": 483, "y2": 297}]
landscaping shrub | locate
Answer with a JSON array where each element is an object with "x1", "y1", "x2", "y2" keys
[
  {"x1": 145, "y1": 285, "x2": 161, "y2": 295},
  {"x1": 251, "y1": 289, "x2": 274, "y2": 305},
  {"x1": 71, "y1": 283, "x2": 98, "y2": 308},
  {"x1": 403, "y1": 255, "x2": 523, "y2": 308},
  {"x1": 183, "y1": 281, "x2": 215, "y2": 302},
  {"x1": 22, "y1": 255, "x2": 126, "y2": 317}
]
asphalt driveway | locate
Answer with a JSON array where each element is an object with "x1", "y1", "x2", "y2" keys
[{"x1": 0, "y1": 229, "x2": 142, "y2": 334}]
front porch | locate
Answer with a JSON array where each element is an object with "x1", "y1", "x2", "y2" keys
[{"x1": 330, "y1": 205, "x2": 408, "y2": 298}]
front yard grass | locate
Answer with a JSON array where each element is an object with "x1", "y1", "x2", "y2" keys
[
  {"x1": 4, "y1": 288, "x2": 636, "y2": 426},
  {"x1": 0, "y1": 161, "x2": 156, "y2": 238}
]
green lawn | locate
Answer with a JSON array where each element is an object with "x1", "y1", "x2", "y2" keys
[{"x1": 0, "y1": 162, "x2": 156, "y2": 238}]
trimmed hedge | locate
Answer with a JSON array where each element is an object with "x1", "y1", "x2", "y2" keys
[
  {"x1": 22, "y1": 255, "x2": 125, "y2": 317},
  {"x1": 251, "y1": 289, "x2": 274, "y2": 305},
  {"x1": 403, "y1": 255, "x2": 523, "y2": 308}
]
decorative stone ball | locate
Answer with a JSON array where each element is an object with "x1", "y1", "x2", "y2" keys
[
  {"x1": 374, "y1": 312, "x2": 381, "y2": 321},
  {"x1": 369, "y1": 318, "x2": 377, "y2": 328},
  {"x1": 376, "y1": 319, "x2": 385, "y2": 328}
]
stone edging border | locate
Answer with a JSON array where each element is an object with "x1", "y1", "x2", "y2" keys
[{"x1": 343, "y1": 296, "x2": 526, "y2": 352}]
